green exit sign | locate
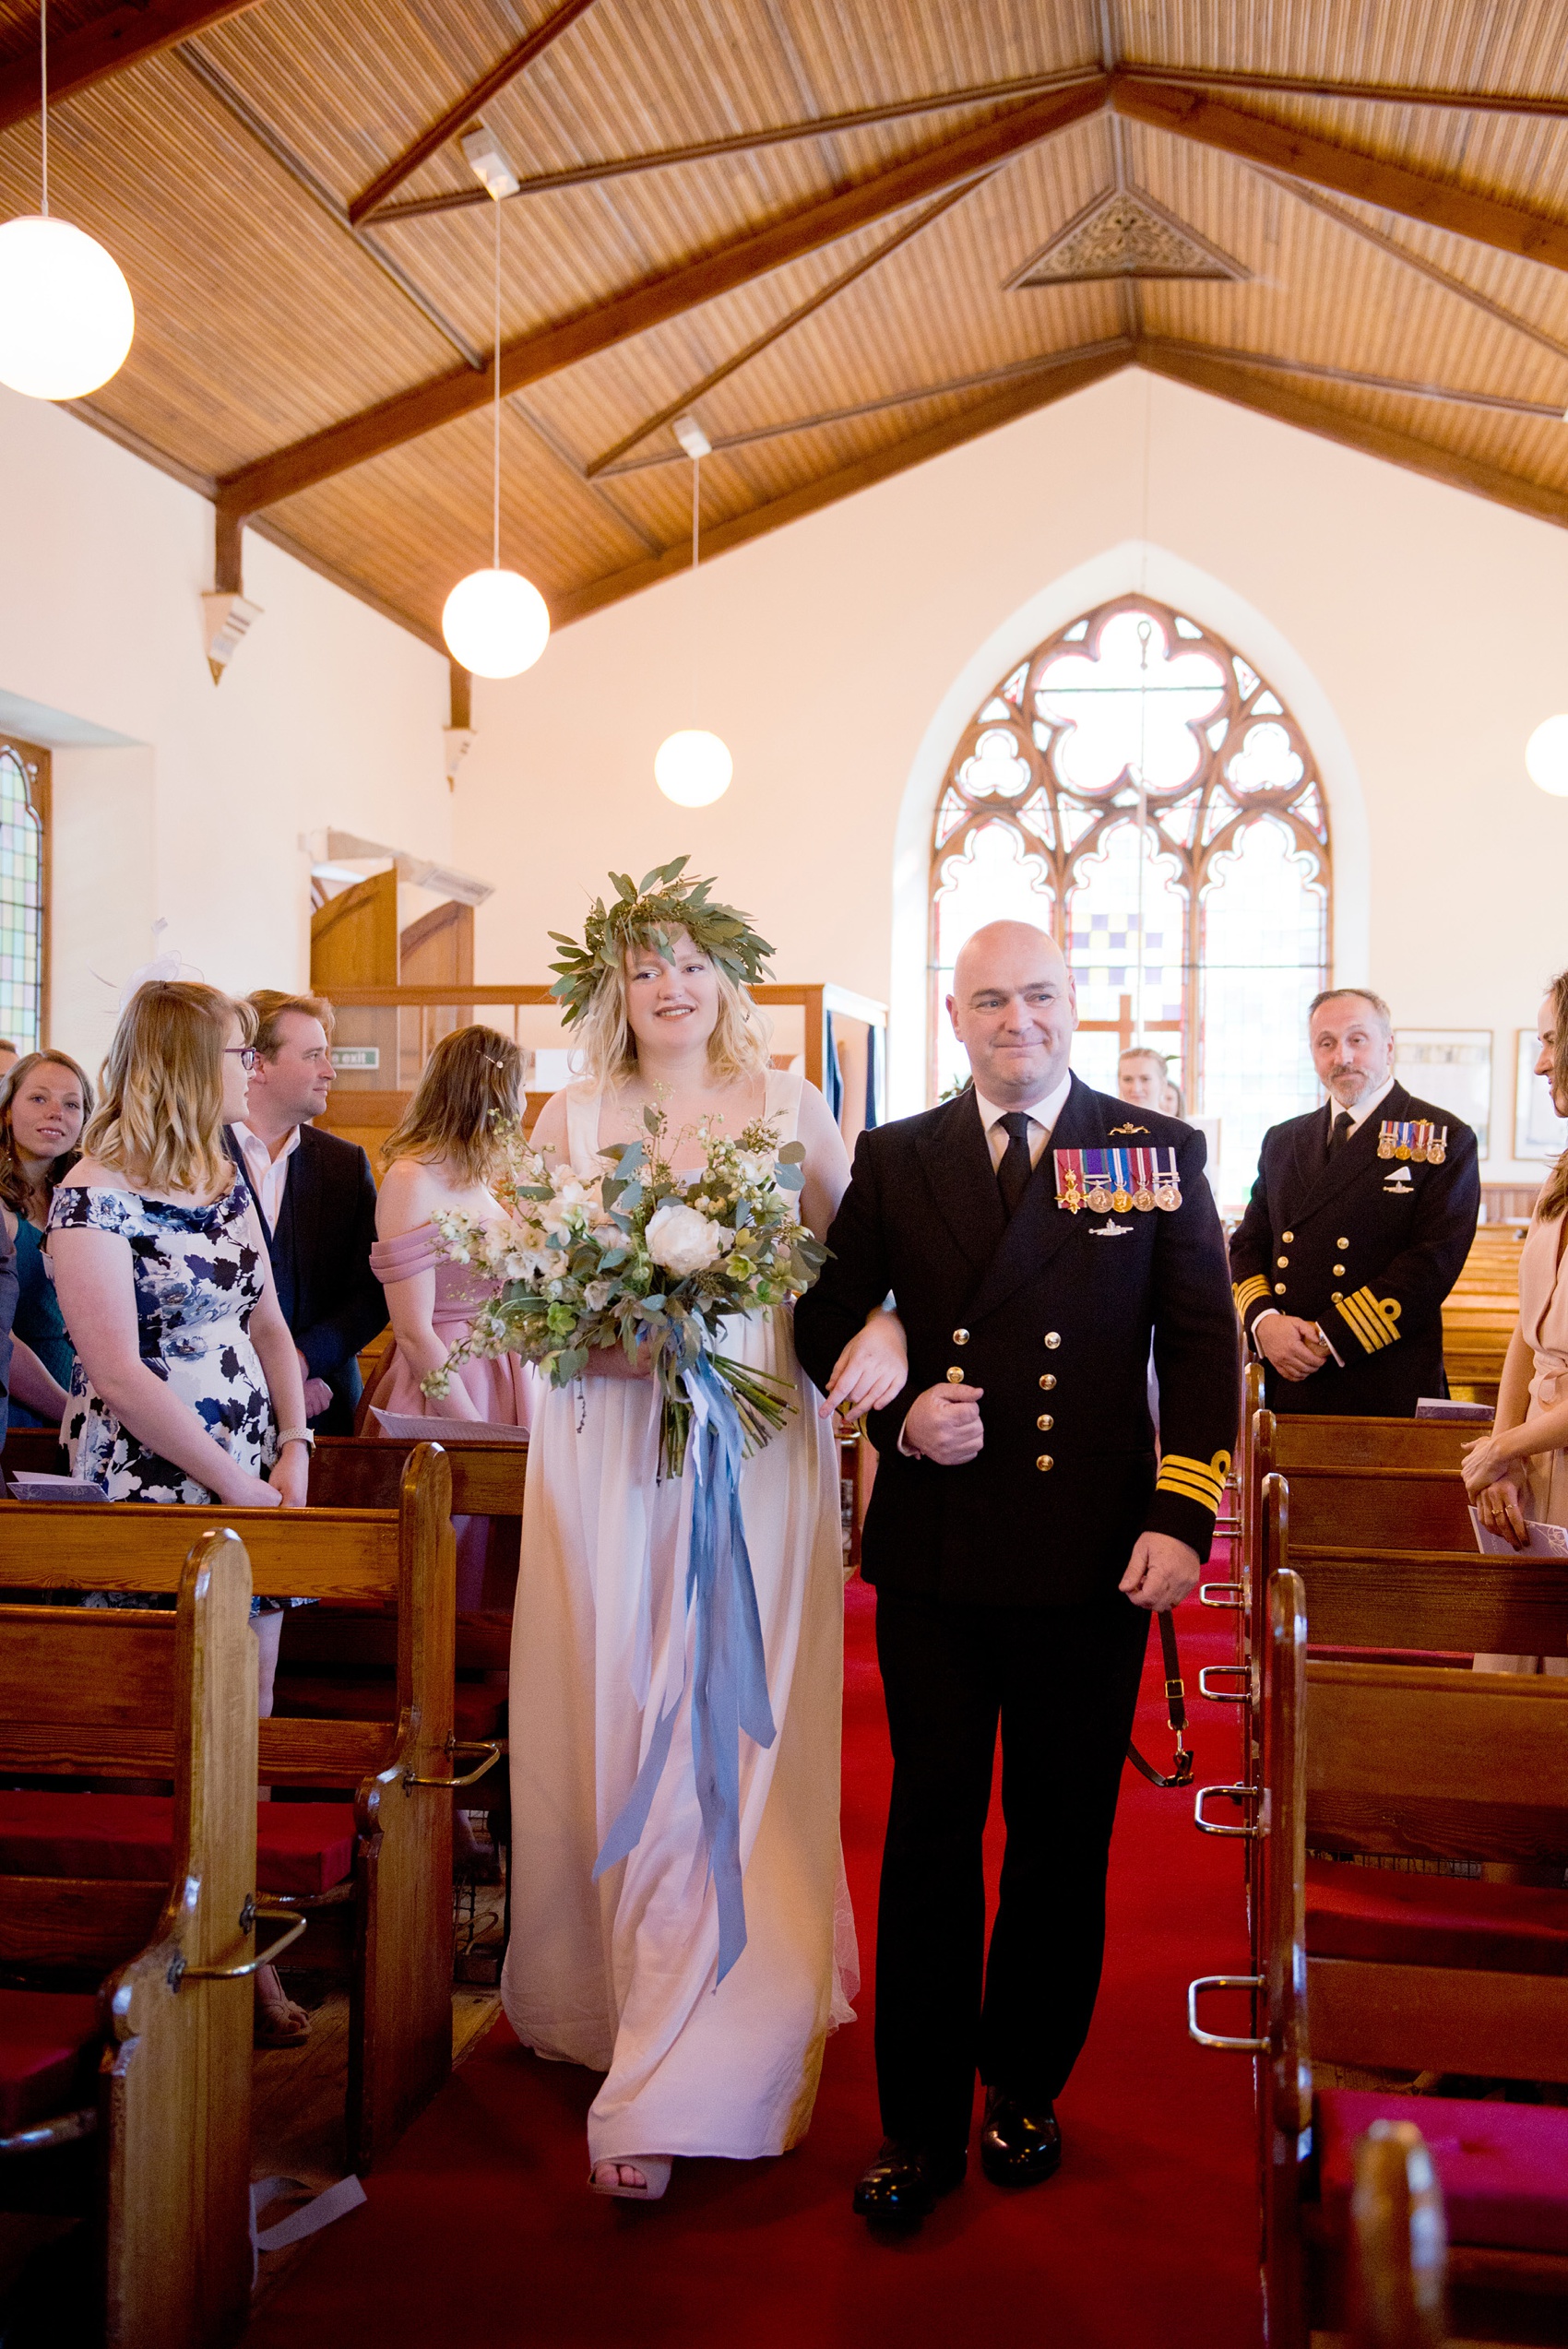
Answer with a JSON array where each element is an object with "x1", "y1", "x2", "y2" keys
[{"x1": 331, "y1": 1045, "x2": 380, "y2": 1072}]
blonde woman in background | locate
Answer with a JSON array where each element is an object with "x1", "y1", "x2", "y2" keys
[
  {"x1": 0, "y1": 1049, "x2": 93, "y2": 1427},
  {"x1": 368, "y1": 1024, "x2": 530, "y2": 1607},
  {"x1": 48, "y1": 980, "x2": 314, "y2": 2043},
  {"x1": 1466, "y1": 967, "x2": 1568, "y2": 1671},
  {"x1": 501, "y1": 868, "x2": 903, "y2": 2204}
]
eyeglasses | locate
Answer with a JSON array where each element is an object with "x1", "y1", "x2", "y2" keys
[{"x1": 224, "y1": 1046, "x2": 259, "y2": 1072}]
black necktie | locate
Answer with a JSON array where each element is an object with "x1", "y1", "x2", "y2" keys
[
  {"x1": 1325, "y1": 1109, "x2": 1353, "y2": 1163},
  {"x1": 996, "y1": 1112, "x2": 1035, "y2": 1218}
]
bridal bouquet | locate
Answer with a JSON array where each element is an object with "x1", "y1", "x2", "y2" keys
[{"x1": 422, "y1": 1105, "x2": 826, "y2": 1476}]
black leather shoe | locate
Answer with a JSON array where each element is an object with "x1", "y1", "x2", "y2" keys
[
  {"x1": 980, "y1": 2089, "x2": 1062, "y2": 2188},
  {"x1": 852, "y1": 2138, "x2": 967, "y2": 2226}
]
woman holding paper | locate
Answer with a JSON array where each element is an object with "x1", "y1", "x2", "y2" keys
[
  {"x1": 368, "y1": 1024, "x2": 530, "y2": 1605},
  {"x1": 1466, "y1": 971, "x2": 1568, "y2": 1670}
]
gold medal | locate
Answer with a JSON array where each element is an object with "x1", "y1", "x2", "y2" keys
[
  {"x1": 1111, "y1": 1186, "x2": 1131, "y2": 1213},
  {"x1": 1134, "y1": 1187, "x2": 1155, "y2": 1212},
  {"x1": 1155, "y1": 1186, "x2": 1180, "y2": 1212},
  {"x1": 1377, "y1": 1134, "x2": 1394, "y2": 1158},
  {"x1": 1087, "y1": 1185, "x2": 1111, "y2": 1213},
  {"x1": 1395, "y1": 1143, "x2": 1410, "y2": 1161},
  {"x1": 1428, "y1": 1143, "x2": 1445, "y2": 1165}
]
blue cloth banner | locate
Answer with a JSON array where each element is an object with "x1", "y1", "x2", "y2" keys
[{"x1": 591, "y1": 1352, "x2": 777, "y2": 1984}]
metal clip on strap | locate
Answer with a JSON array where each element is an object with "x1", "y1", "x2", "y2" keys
[{"x1": 1126, "y1": 1609, "x2": 1193, "y2": 1789}]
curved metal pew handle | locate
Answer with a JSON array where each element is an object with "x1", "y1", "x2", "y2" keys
[
  {"x1": 1187, "y1": 1975, "x2": 1266, "y2": 2052},
  {"x1": 1199, "y1": 1581, "x2": 1246, "y2": 1610},
  {"x1": 1194, "y1": 1782, "x2": 1262, "y2": 1838},
  {"x1": 1197, "y1": 1662, "x2": 1253, "y2": 1704},
  {"x1": 0, "y1": 2106, "x2": 97, "y2": 2158},
  {"x1": 403, "y1": 1738, "x2": 502, "y2": 1793},
  {"x1": 172, "y1": 1907, "x2": 306, "y2": 1988}
]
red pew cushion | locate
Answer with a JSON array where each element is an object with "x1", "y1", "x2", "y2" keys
[
  {"x1": 0, "y1": 1988, "x2": 101, "y2": 2133},
  {"x1": 1318, "y1": 2089, "x2": 1568, "y2": 2254},
  {"x1": 271, "y1": 1675, "x2": 505, "y2": 1741},
  {"x1": 0, "y1": 1792, "x2": 356, "y2": 1894},
  {"x1": 1306, "y1": 1857, "x2": 1568, "y2": 1975}
]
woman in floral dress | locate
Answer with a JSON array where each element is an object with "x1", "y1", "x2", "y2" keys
[{"x1": 49, "y1": 979, "x2": 313, "y2": 2041}]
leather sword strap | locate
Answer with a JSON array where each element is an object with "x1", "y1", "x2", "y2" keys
[{"x1": 1126, "y1": 1609, "x2": 1193, "y2": 1789}]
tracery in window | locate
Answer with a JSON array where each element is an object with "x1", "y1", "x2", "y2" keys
[
  {"x1": 931, "y1": 597, "x2": 1330, "y2": 1206},
  {"x1": 0, "y1": 742, "x2": 46, "y2": 1054}
]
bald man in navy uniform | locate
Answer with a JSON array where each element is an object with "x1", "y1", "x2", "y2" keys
[
  {"x1": 1229, "y1": 987, "x2": 1479, "y2": 1416},
  {"x1": 794, "y1": 922, "x2": 1240, "y2": 2229}
]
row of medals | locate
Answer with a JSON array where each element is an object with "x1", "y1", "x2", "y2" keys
[
  {"x1": 1078, "y1": 1182, "x2": 1182, "y2": 1214},
  {"x1": 1375, "y1": 1135, "x2": 1446, "y2": 1165}
]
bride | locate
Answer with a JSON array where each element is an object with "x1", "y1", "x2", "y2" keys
[{"x1": 500, "y1": 865, "x2": 903, "y2": 2199}]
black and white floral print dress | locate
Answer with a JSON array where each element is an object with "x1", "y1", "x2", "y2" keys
[{"x1": 47, "y1": 1181, "x2": 294, "y2": 1608}]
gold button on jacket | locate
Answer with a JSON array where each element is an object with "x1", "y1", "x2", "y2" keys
[
  {"x1": 1037, "y1": 1414, "x2": 1053, "y2": 1431},
  {"x1": 1039, "y1": 1373, "x2": 1056, "y2": 1391},
  {"x1": 945, "y1": 1367, "x2": 964, "y2": 1383},
  {"x1": 1043, "y1": 1332, "x2": 1061, "y2": 1349},
  {"x1": 1036, "y1": 1454, "x2": 1053, "y2": 1473},
  {"x1": 952, "y1": 1328, "x2": 969, "y2": 1346},
  {"x1": 1274, "y1": 1282, "x2": 1287, "y2": 1295},
  {"x1": 1281, "y1": 1230, "x2": 1294, "y2": 1244}
]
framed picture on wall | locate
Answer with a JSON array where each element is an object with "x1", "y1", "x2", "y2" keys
[
  {"x1": 1393, "y1": 1029, "x2": 1491, "y2": 1158},
  {"x1": 1515, "y1": 1030, "x2": 1568, "y2": 1160}
]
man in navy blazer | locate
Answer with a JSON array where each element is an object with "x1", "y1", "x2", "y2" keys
[
  {"x1": 794, "y1": 923, "x2": 1240, "y2": 2228},
  {"x1": 226, "y1": 991, "x2": 386, "y2": 1436}
]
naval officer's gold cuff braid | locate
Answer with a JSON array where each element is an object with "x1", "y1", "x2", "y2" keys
[
  {"x1": 1232, "y1": 1275, "x2": 1270, "y2": 1319},
  {"x1": 1334, "y1": 1286, "x2": 1402, "y2": 1354},
  {"x1": 1155, "y1": 1449, "x2": 1231, "y2": 1514}
]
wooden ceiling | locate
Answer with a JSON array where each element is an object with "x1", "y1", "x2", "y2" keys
[{"x1": 8, "y1": 0, "x2": 1568, "y2": 655}]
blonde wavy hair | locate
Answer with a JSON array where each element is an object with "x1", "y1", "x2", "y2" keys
[
  {"x1": 83, "y1": 982, "x2": 255, "y2": 1200},
  {"x1": 1538, "y1": 969, "x2": 1568, "y2": 1224},
  {"x1": 381, "y1": 1025, "x2": 522, "y2": 1183},
  {"x1": 573, "y1": 935, "x2": 771, "y2": 1088}
]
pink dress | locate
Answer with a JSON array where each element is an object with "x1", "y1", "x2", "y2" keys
[
  {"x1": 1475, "y1": 1209, "x2": 1568, "y2": 1676},
  {"x1": 367, "y1": 1222, "x2": 530, "y2": 1608}
]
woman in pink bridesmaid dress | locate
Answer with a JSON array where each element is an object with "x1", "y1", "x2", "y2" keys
[{"x1": 367, "y1": 1025, "x2": 530, "y2": 1606}]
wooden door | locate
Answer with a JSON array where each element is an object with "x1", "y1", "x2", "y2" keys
[
  {"x1": 398, "y1": 899, "x2": 473, "y2": 987},
  {"x1": 310, "y1": 869, "x2": 398, "y2": 990}
]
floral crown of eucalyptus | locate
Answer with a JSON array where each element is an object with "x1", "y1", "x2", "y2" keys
[{"x1": 547, "y1": 857, "x2": 774, "y2": 1027}]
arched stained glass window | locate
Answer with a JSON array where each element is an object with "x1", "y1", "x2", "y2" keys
[
  {"x1": 0, "y1": 742, "x2": 47, "y2": 1054},
  {"x1": 930, "y1": 597, "x2": 1330, "y2": 1209}
]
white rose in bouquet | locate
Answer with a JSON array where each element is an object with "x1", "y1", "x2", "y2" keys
[{"x1": 646, "y1": 1198, "x2": 727, "y2": 1276}]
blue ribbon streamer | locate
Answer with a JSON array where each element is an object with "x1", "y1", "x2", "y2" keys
[{"x1": 592, "y1": 1352, "x2": 778, "y2": 1984}]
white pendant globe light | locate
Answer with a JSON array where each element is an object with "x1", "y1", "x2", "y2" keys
[
  {"x1": 0, "y1": 6, "x2": 134, "y2": 401},
  {"x1": 1526, "y1": 713, "x2": 1568, "y2": 797},
  {"x1": 654, "y1": 727, "x2": 733, "y2": 807},
  {"x1": 656, "y1": 416, "x2": 731, "y2": 805},
  {"x1": 441, "y1": 188, "x2": 549, "y2": 681}
]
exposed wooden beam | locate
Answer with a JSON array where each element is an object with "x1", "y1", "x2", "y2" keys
[
  {"x1": 1255, "y1": 169, "x2": 1568, "y2": 369},
  {"x1": 1139, "y1": 334, "x2": 1565, "y2": 420},
  {"x1": 1113, "y1": 73, "x2": 1568, "y2": 276},
  {"x1": 586, "y1": 178, "x2": 980, "y2": 477},
  {"x1": 348, "y1": 0, "x2": 601, "y2": 226},
  {"x1": 367, "y1": 66, "x2": 1103, "y2": 222},
  {"x1": 597, "y1": 341, "x2": 1134, "y2": 474},
  {"x1": 1131, "y1": 65, "x2": 1568, "y2": 123},
  {"x1": 0, "y1": 0, "x2": 266, "y2": 133},
  {"x1": 1137, "y1": 338, "x2": 1568, "y2": 535},
  {"x1": 217, "y1": 76, "x2": 1110, "y2": 520},
  {"x1": 551, "y1": 341, "x2": 1133, "y2": 628}
]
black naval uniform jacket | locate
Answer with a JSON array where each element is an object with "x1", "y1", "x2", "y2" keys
[
  {"x1": 1228, "y1": 1082, "x2": 1480, "y2": 1418},
  {"x1": 791, "y1": 1076, "x2": 1241, "y2": 1608}
]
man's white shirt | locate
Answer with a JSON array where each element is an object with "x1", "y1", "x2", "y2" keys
[{"x1": 232, "y1": 1121, "x2": 300, "y2": 1236}]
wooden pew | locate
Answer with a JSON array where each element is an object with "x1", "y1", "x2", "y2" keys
[
  {"x1": 0, "y1": 1531, "x2": 288, "y2": 2349},
  {"x1": 1192, "y1": 1569, "x2": 1568, "y2": 2348},
  {"x1": 0, "y1": 1445, "x2": 482, "y2": 2170}
]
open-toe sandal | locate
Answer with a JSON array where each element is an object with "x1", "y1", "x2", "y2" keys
[
  {"x1": 254, "y1": 1994, "x2": 312, "y2": 2050},
  {"x1": 588, "y1": 2156, "x2": 671, "y2": 2201}
]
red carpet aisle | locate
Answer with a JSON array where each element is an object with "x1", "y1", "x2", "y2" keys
[{"x1": 246, "y1": 1569, "x2": 1262, "y2": 2349}]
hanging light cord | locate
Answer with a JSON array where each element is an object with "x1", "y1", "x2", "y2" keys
[
  {"x1": 39, "y1": 0, "x2": 47, "y2": 217},
  {"x1": 690, "y1": 452, "x2": 702, "y2": 726},
  {"x1": 492, "y1": 195, "x2": 502, "y2": 571}
]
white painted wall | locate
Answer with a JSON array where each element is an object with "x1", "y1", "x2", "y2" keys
[
  {"x1": 0, "y1": 384, "x2": 451, "y2": 1068},
  {"x1": 457, "y1": 367, "x2": 1568, "y2": 1182}
]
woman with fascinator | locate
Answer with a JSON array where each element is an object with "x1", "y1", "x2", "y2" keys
[{"x1": 500, "y1": 866, "x2": 903, "y2": 2200}]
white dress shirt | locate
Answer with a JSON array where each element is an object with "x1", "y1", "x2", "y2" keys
[
  {"x1": 971, "y1": 1070, "x2": 1075, "y2": 1172},
  {"x1": 232, "y1": 1121, "x2": 300, "y2": 1236}
]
